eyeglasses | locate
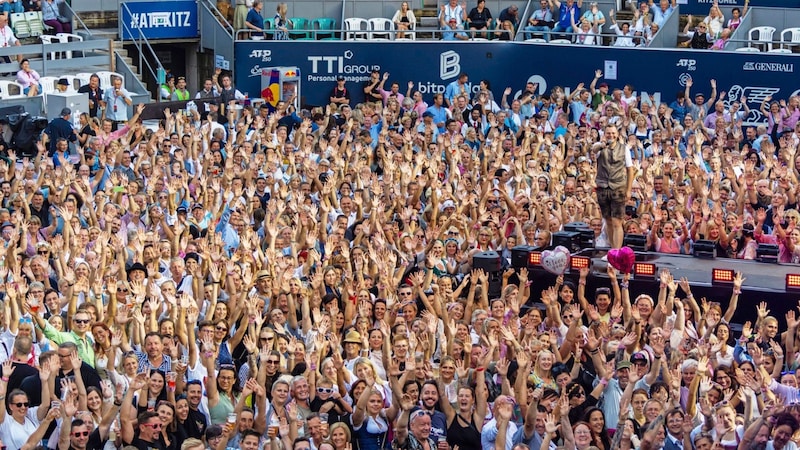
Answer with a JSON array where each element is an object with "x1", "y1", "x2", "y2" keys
[
  {"x1": 317, "y1": 387, "x2": 334, "y2": 394},
  {"x1": 74, "y1": 319, "x2": 90, "y2": 324},
  {"x1": 216, "y1": 326, "x2": 228, "y2": 331},
  {"x1": 141, "y1": 422, "x2": 163, "y2": 429},
  {"x1": 72, "y1": 431, "x2": 90, "y2": 437},
  {"x1": 266, "y1": 359, "x2": 280, "y2": 365},
  {"x1": 38, "y1": 250, "x2": 49, "y2": 255},
  {"x1": 12, "y1": 402, "x2": 29, "y2": 408}
]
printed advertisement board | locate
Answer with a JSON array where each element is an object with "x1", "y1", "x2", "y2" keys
[
  {"x1": 121, "y1": 1, "x2": 199, "y2": 40},
  {"x1": 676, "y1": 0, "x2": 800, "y2": 15},
  {"x1": 234, "y1": 41, "x2": 800, "y2": 126}
]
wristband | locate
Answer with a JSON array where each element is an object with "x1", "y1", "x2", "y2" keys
[
  {"x1": 578, "y1": 280, "x2": 587, "y2": 286},
  {"x1": 0, "y1": 377, "x2": 7, "y2": 382},
  {"x1": 599, "y1": 379, "x2": 608, "y2": 386},
  {"x1": 620, "y1": 281, "x2": 629, "y2": 289},
  {"x1": 733, "y1": 289, "x2": 742, "y2": 295}
]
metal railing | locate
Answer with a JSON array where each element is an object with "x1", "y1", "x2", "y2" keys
[
  {"x1": 199, "y1": 0, "x2": 234, "y2": 69},
  {"x1": 61, "y1": 0, "x2": 93, "y2": 37},
  {"x1": 119, "y1": 2, "x2": 165, "y2": 101},
  {"x1": 0, "y1": 39, "x2": 112, "y2": 75},
  {"x1": 514, "y1": 0, "x2": 534, "y2": 41}
]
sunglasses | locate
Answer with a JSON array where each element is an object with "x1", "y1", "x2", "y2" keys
[
  {"x1": 266, "y1": 359, "x2": 280, "y2": 365},
  {"x1": 142, "y1": 422, "x2": 163, "y2": 429},
  {"x1": 74, "y1": 319, "x2": 90, "y2": 324},
  {"x1": 317, "y1": 387, "x2": 334, "y2": 394},
  {"x1": 216, "y1": 326, "x2": 228, "y2": 331},
  {"x1": 72, "y1": 431, "x2": 90, "y2": 437},
  {"x1": 12, "y1": 402, "x2": 29, "y2": 408}
]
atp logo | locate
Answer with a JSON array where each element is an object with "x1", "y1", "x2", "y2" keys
[{"x1": 440, "y1": 51, "x2": 460, "y2": 81}]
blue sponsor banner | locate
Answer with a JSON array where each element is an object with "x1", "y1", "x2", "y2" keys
[
  {"x1": 677, "y1": 0, "x2": 800, "y2": 15},
  {"x1": 234, "y1": 41, "x2": 800, "y2": 126},
  {"x1": 121, "y1": 1, "x2": 199, "y2": 40}
]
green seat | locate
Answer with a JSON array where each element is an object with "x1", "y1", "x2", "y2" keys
[
  {"x1": 289, "y1": 17, "x2": 311, "y2": 39},
  {"x1": 313, "y1": 17, "x2": 338, "y2": 40},
  {"x1": 263, "y1": 17, "x2": 275, "y2": 39}
]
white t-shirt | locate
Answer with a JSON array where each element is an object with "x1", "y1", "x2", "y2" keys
[{"x1": 0, "y1": 407, "x2": 41, "y2": 450}]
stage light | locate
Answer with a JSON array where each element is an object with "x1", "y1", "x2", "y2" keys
[
  {"x1": 633, "y1": 262, "x2": 656, "y2": 279},
  {"x1": 711, "y1": 268, "x2": 735, "y2": 285},
  {"x1": 693, "y1": 240, "x2": 716, "y2": 259},
  {"x1": 787, "y1": 274, "x2": 800, "y2": 292},
  {"x1": 757, "y1": 244, "x2": 779, "y2": 263},
  {"x1": 571, "y1": 256, "x2": 590, "y2": 271},
  {"x1": 529, "y1": 251, "x2": 541, "y2": 266}
]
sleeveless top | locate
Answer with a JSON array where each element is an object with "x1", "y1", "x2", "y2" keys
[
  {"x1": 208, "y1": 391, "x2": 237, "y2": 425},
  {"x1": 354, "y1": 416, "x2": 390, "y2": 450},
  {"x1": 447, "y1": 414, "x2": 481, "y2": 450}
]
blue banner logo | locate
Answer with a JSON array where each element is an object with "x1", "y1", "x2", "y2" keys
[{"x1": 121, "y1": 1, "x2": 199, "y2": 40}]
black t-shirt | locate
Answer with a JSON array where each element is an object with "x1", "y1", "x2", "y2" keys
[
  {"x1": 183, "y1": 408, "x2": 208, "y2": 439},
  {"x1": 7, "y1": 361, "x2": 38, "y2": 400},
  {"x1": 69, "y1": 428, "x2": 105, "y2": 450},
  {"x1": 330, "y1": 86, "x2": 350, "y2": 102},
  {"x1": 77, "y1": 85, "x2": 104, "y2": 117},
  {"x1": 467, "y1": 7, "x2": 491, "y2": 27},
  {"x1": 125, "y1": 435, "x2": 167, "y2": 450}
]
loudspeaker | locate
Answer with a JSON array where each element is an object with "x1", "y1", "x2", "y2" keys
[
  {"x1": 511, "y1": 246, "x2": 534, "y2": 269},
  {"x1": 693, "y1": 240, "x2": 716, "y2": 259},
  {"x1": 623, "y1": 234, "x2": 647, "y2": 252},
  {"x1": 552, "y1": 231, "x2": 581, "y2": 253},
  {"x1": 473, "y1": 251, "x2": 502, "y2": 272}
]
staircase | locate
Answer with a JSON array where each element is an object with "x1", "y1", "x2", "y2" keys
[{"x1": 415, "y1": 6, "x2": 441, "y2": 39}]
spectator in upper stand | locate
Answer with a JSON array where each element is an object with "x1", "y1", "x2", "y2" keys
[
  {"x1": 570, "y1": 10, "x2": 597, "y2": 45},
  {"x1": 0, "y1": 14, "x2": 21, "y2": 64},
  {"x1": 550, "y1": 0, "x2": 582, "y2": 35},
  {"x1": 171, "y1": 76, "x2": 191, "y2": 101},
  {"x1": 683, "y1": 15, "x2": 712, "y2": 49},
  {"x1": 41, "y1": 0, "x2": 71, "y2": 33},
  {"x1": 77, "y1": 74, "x2": 104, "y2": 118},
  {"x1": 440, "y1": 0, "x2": 467, "y2": 36},
  {"x1": 15, "y1": 59, "x2": 40, "y2": 97},
  {"x1": 102, "y1": 76, "x2": 133, "y2": 131},
  {"x1": 609, "y1": 10, "x2": 636, "y2": 47},
  {"x1": 392, "y1": 2, "x2": 416, "y2": 39},
  {"x1": 580, "y1": 2, "x2": 605, "y2": 31},
  {"x1": 726, "y1": 0, "x2": 748, "y2": 31},
  {"x1": 1, "y1": 0, "x2": 24, "y2": 15},
  {"x1": 495, "y1": 4, "x2": 519, "y2": 40},
  {"x1": 443, "y1": 17, "x2": 469, "y2": 41},
  {"x1": 244, "y1": 0, "x2": 265, "y2": 38},
  {"x1": 466, "y1": 0, "x2": 492, "y2": 39},
  {"x1": 523, "y1": 0, "x2": 554, "y2": 41},
  {"x1": 160, "y1": 73, "x2": 176, "y2": 101},
  {"x1": 703, "y1": 2, "x2": 724, "y2": 38},
  {"x1": 633, "y1": 0, "x2": 651, "y2": 32},
  {"x1": 649, "y1": 0, "x2": 675, "y2": 27}
]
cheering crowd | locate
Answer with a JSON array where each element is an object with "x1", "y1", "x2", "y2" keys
[{"x1": 0, "y1": 65, "x2": 798, "y2": 450}]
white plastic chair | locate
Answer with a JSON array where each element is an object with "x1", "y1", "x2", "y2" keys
[
  {"x1": 395, "y1": 21, "x2": 416, "y2": 40},
  {"x1": 10, "y1": 13, "x2": 30, "y2": 39},
  {"x1": 343, "y1": 18, "x2": 369, "y2": 40},
  {"x1": 74, "y1": 72, "x2": 93, "y2": 88},
  {"x1": 735, "y1": 46, "x2": 761, "y2": 52},
  {"x1": 748, "y1": 26, "x2": 776, "y2": 51},
  {"x1": 56, "y1": 33, "x2": 84, "y2": 58},
  {"x1": 780, "y1": 27, "x2": 800, "y2": 51},
  {"x1": 38, "y1": 76, "x2": 60, "y2": 95},
  {"x1": 368, "y1": 18, "x2": 394, "y2": 40},
  {"x1": 550, "y1": 38, "x2": 572, "y2": 44},
  {"x1": 525, "y1": 38, "x2": 547, "y2": 43},
  {"x1": 0, "y1": 81, "x2": 25, "y2": 99},
  {"x1": 40, "y1": 35, "x2": 60, "y2": 60},
  {"x1": 95, "y1": 71, "x2": 124, "y2": 91},
  {"x1": 768, "y1": 48, "x2": 793, "y2": 54}
]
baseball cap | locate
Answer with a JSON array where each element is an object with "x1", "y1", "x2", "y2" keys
[
  {"x1": 631, "y1": 351, "x2": 649, "y2": 364},
  {"x1": 60, "y1": 107, "x2": 72, "y2": 117},
  {"x1": 598, "y1": 82, "x2": 609, "y2": 88},
  {"x1": 336, "y1": 75, "x2": 345, "y2": 81},
  {"x1": 616, "y1": 360, "x2": 632, "y2": 370}
]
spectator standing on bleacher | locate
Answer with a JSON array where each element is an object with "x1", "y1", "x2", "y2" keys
[
  {"x1": 439, "y1": 0, "x2": 466, "y2": 37},
  {"x1": 43, "y1": 107, "x2": 77, "y2": 156},
  {"x1": 171, "y1": 76, "x2": 191, "y2": 101},
  {"x1": 41, "y1": 0, "x2": 71, "y2": 33},
  {"x1": 495, "y1": 4, "x2": 519, "y2": 40},
  {"x1": 160, "y1": 73, "x2": 175, "y2": 101},
  {"x1": 77, "y1": 73, "x2": 104, "y2": 118},
  {"x1": 102, "y1": 77, "x2": 132, "y2": 131},
  {"x1": 649, "y1": 0, "x2": 675, "y2": 28},
  {"x1": 244, "y1": 0, "x2": 265, "y2": 38},
  {"x1": 550, "y1": 0, "x2": 581, "y2": 34}
]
